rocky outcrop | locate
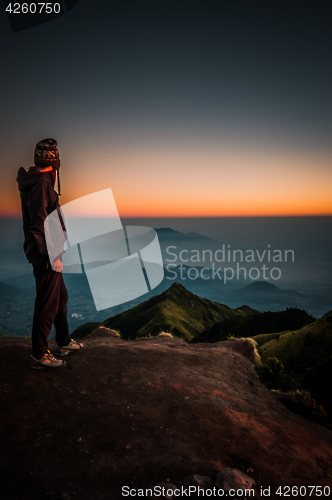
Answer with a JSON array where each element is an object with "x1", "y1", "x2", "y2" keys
[
  {"x1": 1, "y1": 329, "x2": 332, "y2": 500},
  {"x1": 215, "y1": 468, "x2": 256, "y2": 493},
  {"x1": 150, "y1": 469, "x2": 255, "y2": 498}
]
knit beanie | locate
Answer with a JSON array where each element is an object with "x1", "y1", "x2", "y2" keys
[{"x1": 34, "y1": 138, "x2": 60, "y2": 170}]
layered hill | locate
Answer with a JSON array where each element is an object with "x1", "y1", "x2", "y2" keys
[
  {"x1": 155, "y1": 226, "x2": 214, "y2": 241},
  {"x1": 0, "y1": 281, "x2": 24, "y2": 298},
  {"x1": 1, "y1": 330, "x2": 332, "y2": 500},
  {"x1": 100, "y1": 282, "x2": 258, "y2": 341},
  {"x1": 223, "y1": 281, "x2": 328, "y2": 318},
  {"x1": 70, "y1": 283, "x2": 330, "y2": 418},
  {"x1": 241, "y1": 281, "x2": 303, "y2": 296},
  {"x1": 0, "y1": 281, "x2": 34, "y2": 337},
  {"x1": 71, "y1": 283, "x2": 316, "y2": 346},
  {"x1": 254, "y1": 311, "x2": 332, "y2": 415},
  {"x1": 195, "y1": 307, "x2": 315, "y2": 343}
]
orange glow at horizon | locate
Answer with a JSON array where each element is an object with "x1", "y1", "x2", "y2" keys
[
  {"x1": 3, "y1": 145, "x2": 332, "y2": 218},
  {"x1": 4, "y1": 195, "x2": 332, "y2": 219}
]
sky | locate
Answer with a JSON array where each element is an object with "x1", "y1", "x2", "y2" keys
[{"x1": 1, "y1": 0, "x2": 332, "y2": 218}]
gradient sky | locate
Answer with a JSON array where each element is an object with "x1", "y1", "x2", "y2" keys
[{"x1": 1, "y1": 1, "x2": 332, "y2": 217}]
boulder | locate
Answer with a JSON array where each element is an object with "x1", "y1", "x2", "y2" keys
[{"x1": 215, "y1": 468, "x2": 256, "y2": 493}]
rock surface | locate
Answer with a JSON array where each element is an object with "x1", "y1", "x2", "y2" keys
[
  {"x1": 1, "y1": 328, "x2": 332, "y2": 500},
  {"x1": 179, "y1": 474, "x2": 212, "y2": 490},
  {"x1": 215, "y1": 467, "x2": 256, "y2": 492},
  {"x1": 150, "y1": 482, "x2": 178, "y2": 499}
]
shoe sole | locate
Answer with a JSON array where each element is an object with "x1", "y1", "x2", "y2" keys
[
  {"x1": 56, "y1": 345, "x2": 85, "y2": 357},
  {"x1": 31, "y1": 360, "x2": 67, "y2": 370}
]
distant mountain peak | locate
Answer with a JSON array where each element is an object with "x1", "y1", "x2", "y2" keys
[
  {"x1": 155, "y1": 227, "x2": 181, "y2": 234},
  {"x1": 155, "y1": 227, "x2": 213, "y2": 240},
  {"x1": 235, "y1": 304, "x2": 261, "y2": 314},
  {"x1": 242, "y1": 281, "x2": 280, "y2": 291},
  {"x1": 240, "y1": 281, "x2": 304, "y2": 297}
]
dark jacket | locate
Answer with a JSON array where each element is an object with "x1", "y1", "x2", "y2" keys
[{"x1": 17, "y1": 167, "x2": 59, "y2": 264}]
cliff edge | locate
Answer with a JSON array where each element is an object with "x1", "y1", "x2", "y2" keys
[{"x1": 1, "y1": 329, "x2": 332, "y2": 500}]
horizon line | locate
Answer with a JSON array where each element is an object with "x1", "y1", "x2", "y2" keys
[{"x1": 1, "y1": 213, "x2": 332, "y2": 220}]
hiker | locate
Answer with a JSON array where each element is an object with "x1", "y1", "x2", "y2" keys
[{"x1": 17, "y1": 138, "x2": 84, "y2": 369}]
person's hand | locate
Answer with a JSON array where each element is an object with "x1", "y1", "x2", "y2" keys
[{"x1": 52, "y1": 258, "x2": 63, "y2": 272}]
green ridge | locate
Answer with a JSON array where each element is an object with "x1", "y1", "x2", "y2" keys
[
  {"x1": 257, "y1": 311, "x2": 332, "y2": 414},
  {"x1": 197, "y1": 308, "x2": 315, "y2": 343},
  {"x1": 101, "y1": 282, "x2": 257, "y2": 341}
]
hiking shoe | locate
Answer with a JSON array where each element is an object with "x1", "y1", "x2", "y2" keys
[
  {"x1": 56, "y1": 339, "x2": 85, "y2": 356},
  {"x1": 31, "y1": 350, "x2": 66, "y2": 370}
]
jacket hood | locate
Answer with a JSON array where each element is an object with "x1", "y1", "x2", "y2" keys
[{"x1": 17, "y1": 167, "x2": 55, "y2": 193}]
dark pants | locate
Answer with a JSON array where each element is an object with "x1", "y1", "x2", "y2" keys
[{"x1": 31, "y1": 258, "x2": 70, "y2": 359}]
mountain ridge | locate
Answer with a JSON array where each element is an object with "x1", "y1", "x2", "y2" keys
[
  {"x1": 72, "y1": 282, "x2": 315, "y2": 344},
  {"x1": 155, "y1": 227, "x2": 214, "y2": 241},
  {"x1": 241, "y1": 280, "x2": 304, "y2": 296},
  {"x1": 97, "y1": 282, "x2": 259, "y2": 341},
  {"x1": 255, "y1": 310, "x2": 332, "y2": 415}
]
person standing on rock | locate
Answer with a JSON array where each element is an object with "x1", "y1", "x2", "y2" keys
[{"x1": 17, "y1": 138, "x2": 84, "y2": 369}]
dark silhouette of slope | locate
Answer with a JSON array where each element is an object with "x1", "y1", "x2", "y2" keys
[
  {"x1": 0, "y1": 281, "x2": 24, "y2": 298},
  {"x1": 196, "y1": 308, "x2": 315, "y2": 343},
  {"x1": 256, "y1": 311, "x2": 332, "y2": 415},
  {"x1": 70, "y1": 321, "x2": 101, "y2": 339},
  {"x1": 100, "y1": 282, "x2": 258, "y2": 341},
  {"x1": 0, "y1": 281, "x2": 34, "y2": 337},
  {"x1": 155, "y1": 227, "x2": 214, "y2": 241}
]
